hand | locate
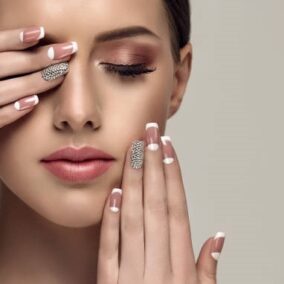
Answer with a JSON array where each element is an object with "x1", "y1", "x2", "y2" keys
[
  {"x1": 0, "y1": 25, "x2": 77, "y2": 128},
  {"x1": 98, "y1": 122, "x2": 225, "y2": 284}
]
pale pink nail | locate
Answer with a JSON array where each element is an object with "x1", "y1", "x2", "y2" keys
[
  {"x1": 145, "y1": 122, "x2": 160, "y2": 151},
  {"x1": 161, "y1": 136, "x2": 175, "y2": 164},
  {"x1": 47, "y1": 42, "x2": 78, "y2": 60},
  {"x1": 14, "y1": 95, "x2": 39, "y2": 111},
  {"x1": 211, "y1": 232, "x2": 225, "y2": 261},
  {"x1": 19, "y1": 26, "x2": 45, "y2": 43},
  {"x1": 109, "y1": 188, "x2": 122, "y2": 213}
]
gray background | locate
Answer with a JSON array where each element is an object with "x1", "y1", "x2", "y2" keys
[{"x1": 166, "y1": 0, "x2": 283, "y2": 283}]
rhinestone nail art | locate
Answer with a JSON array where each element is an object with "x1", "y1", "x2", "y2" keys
[
  {"x1": 41, "y1": 62, "x2": 69, "y2": 81},
  {"x1": 130, "y1": 140, "x2": 145, "y2": 169}
]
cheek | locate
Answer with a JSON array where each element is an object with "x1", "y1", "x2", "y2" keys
[
  {"x1": 0, "y1": 112, "x2": 46, "y2": 179},
  {"x1": 97, "y1": 63, "x2": 173, "y2": 140}
]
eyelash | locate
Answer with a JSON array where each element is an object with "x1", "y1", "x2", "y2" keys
[{"x1": 100, "y1": 63, "x2": 156, "y2": 78}]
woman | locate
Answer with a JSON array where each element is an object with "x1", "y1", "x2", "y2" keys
[{"x1": 0, "y1": 0, "x2": 225, "y2": 283}]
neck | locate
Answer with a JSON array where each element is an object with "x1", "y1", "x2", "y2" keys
[{"x1": 0, "y1": 184, "x2": 100, "y2": 284}]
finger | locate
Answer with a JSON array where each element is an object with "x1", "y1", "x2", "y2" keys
[
  {"x1": 160, "y1": 136, "x2": 197, "y2": 282},
  {"x1": 0, "y1": 41, "x2": 77, "y2": 79},
  {"x1": 97, "y1": 188, "x2": 122, "y2": 284},
  {"x1": 196, "y1": 232, "x2": 226, "y2": 283},
  {"x1": 0, "y1": 95, "x2": 39, "y2": 129},
  {"x1": 0, "y1": 63, "x2": 68, "y2": 107},
  {"x1": 144, "y1": 122, "x2": 171, "y2": 276},
  {"x1": 119, "y1": 140, "x2": 144, "y2": 278},
  {"x1": 0, "y1": 25, "x2": 44, "y2": 52}
]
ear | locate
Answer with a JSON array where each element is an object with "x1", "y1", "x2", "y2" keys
[{"x1": 167, "y1": 42, "x2": 193, "y2": 119}]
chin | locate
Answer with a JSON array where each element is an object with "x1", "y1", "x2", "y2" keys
[
  {"x1": 1, "y1": 174, "x2": 117, "y2": 228},
  {"x1": 0, "y1": 159, "x2": 122, "y2": 228}
]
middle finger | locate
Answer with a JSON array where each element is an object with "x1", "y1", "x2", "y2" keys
[
  {"x1": 0, "y1": 41, "x2": 77, "y2": 79},
  {"x1": 143, "y1": 122, "x2": 172, "y2": 277}
]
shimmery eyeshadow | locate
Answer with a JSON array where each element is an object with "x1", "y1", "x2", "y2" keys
[{"x1": 93, "y1": 41, "x2": 159, "y2": 65}]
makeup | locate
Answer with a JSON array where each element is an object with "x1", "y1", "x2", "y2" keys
[
  {"x1": 41, "y1": 146, "x2": 115, "y2": 183},
  {"x1": 93, "y1": 41, "x2": 159, "y2": 77}
]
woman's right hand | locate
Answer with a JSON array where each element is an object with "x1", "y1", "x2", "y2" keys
[{"x1": 0, "y1": 25, "x2": 78, "y2": 128}]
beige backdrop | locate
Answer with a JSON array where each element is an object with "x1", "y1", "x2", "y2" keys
[
  {"x1": 166, "y1": 0, "x2": 283, "y2": 283},
  {"x1": 0, "y1": 1, "x2": 282, "y2": 283}
]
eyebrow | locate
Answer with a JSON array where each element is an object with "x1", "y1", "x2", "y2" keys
[{"x1": 94, "y1": 26, "x2": 161, "y2": 43}]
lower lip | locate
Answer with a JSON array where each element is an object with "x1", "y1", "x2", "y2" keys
[{"x1": 41, "y1": 159, "x2": 114, "y2": 183}]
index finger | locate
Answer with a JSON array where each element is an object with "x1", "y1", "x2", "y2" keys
[{"x1": 0, "y1": 25, "x2": 44, "y2": 52}]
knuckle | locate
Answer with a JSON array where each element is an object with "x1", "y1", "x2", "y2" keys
[
  {"x1": 169, "y1": 204, "x2": 189, "y2": 222},
  {"x1": 27, "y1": 49, "x2": 45, "y2": 70},
  {"x1": 147, "y1": 196, "x2": 168, "y2": 216},
  {"x1": 121, "y1": 212, "x2": 143, "y2": 233},
  {"x1": 198, "y1": 269, "x2": 216, "y2": 282}
]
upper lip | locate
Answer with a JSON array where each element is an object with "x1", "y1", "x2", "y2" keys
[{"x1": 41, "y1": 146, "x2": 115, "y2": 162}]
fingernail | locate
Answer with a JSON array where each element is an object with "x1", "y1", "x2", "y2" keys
[
  {"x1": 14, "y1": 95, "x2": 39, "y2": 111},
  {"x1": 41, "y1": 62, "x2": 69, "y2": 81},
  {"x1": 20, "y1": 26, "x2": 45, "y2": 43},
  {"x1": 161, "y1": 136, "x2": 175, "y2": 164},
  {"x1": 109, "y1": 188, "x2": 122, "y2": 213},
  {"x1": 47, "y1": 41, "x2": 78, "y2": 60},
  {"x1": 130, "y1": 140, "x2": 145, "y2": 169},
  {"x1": 145, "y1": 122, "x2": 159, "y2": 151},
  {"x1": 211, "y1": 232, "x2": 225, "y2": 261}
]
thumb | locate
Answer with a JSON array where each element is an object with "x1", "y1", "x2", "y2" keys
[{"x1": 196, "y1": 232, "x2": 225, "y2": 283}]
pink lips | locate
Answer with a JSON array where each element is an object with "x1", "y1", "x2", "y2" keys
[{"x1": 41, "y1": 146, "x2": 115, "y2": 183}]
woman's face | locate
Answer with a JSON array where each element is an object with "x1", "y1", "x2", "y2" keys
[{"x1": 0, "y1": 0, "x2": 190, "y2": 228}]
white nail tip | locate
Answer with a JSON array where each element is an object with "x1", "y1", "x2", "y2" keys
[
  {"x1": 211, "y1": 252, "x2": 220, "y2": 261},
  {"x1": 111, "y1": 188, "x2": 122, "y2": 195},
  {"x1": 38, "y1": 26, "x2": 45, "y2": 40},
  {"x1": 14, "y1": 101, "x2": 20, "y2": 111},
  {"x1": 161, "y1": 136, "x2": 171, "y2": 145},
  {"x1": 47, "y1": 47, "x2": 55, "y2": 60},
  {"x1": 146, "y1": 122, "x2": 159, "y2": 129},
  {"x1": 33, "y1": 95, "x2": 39, "y2": 105},
  {"x1": 71, "y1": 41, "x2": 78, "y2": 53},
  {"x1": 110, "y1": 207, "x2": 119, "y2": 213},
  {"x1": 147, "y1": 143, "x2": 159, "y2": 151},
  {"x1": 163, "y1": 157, "x2": 174, "y2": 164},
  {"x1": 214, "y1": 232, "x2": 225, "y2": 239},
  {"x1": 19, "y1": 31, "x2": 24, "y2": 42}
]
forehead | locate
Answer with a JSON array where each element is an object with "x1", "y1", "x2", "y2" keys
[{"x1": 0, "y1": 0, "x2": 170, "y2": 43}]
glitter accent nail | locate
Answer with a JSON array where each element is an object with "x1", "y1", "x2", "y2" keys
[
  {"x1": 130, "y1": 140, "x2": 145, "y2": 169},
  {"x1": 41, "y1": 62, "x2": 69, "y2": 81}
]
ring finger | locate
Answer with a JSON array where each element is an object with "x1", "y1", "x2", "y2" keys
[{"x1": 119, "y1": 139, "x2": 145, "y2": 278}]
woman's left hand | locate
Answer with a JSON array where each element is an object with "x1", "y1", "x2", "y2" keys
[{"x1": 97, "y1": 122, "x2": 225, "y2": 284}]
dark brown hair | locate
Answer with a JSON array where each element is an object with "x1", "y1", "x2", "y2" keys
[{"x1": 162, "y1": 0, "x2": 191, "y2": 63}]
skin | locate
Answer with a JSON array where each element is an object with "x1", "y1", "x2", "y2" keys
[{"x1": 0, "y1": 0, "x2": 224, "y2": 283}]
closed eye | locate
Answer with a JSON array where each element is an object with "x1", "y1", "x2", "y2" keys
[{"x1": 100, "y1": 62, "x2": 157, "y2": 78}]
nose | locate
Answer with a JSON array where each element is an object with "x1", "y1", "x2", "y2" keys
[{"x1": 52, "y1": 58, "x2": 101, "y2": 133}]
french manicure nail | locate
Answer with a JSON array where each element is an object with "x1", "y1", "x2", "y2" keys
[
  {"x1": 109, "y1": 188, "x2": 122, "y2": 213},
  {"x1": 211, "y1": 232, "x2": 225, "y2": 261},
  {"x1": 47, "y1": 41, "x2": 78, "y2": 60},
  {"x1": 145, "y1": 122, "x2": 159, "y2": 151},
  {"x1": 14, "y1": 95, "x2": 39, "y2": 111},
  {"x1": 130, "y1": 140, "x2": 144, "y2": 169},
  {"x1": 161, "y1": 136, "x2": 175, "y2": 164},
  {"x1": 20, "y1": 26, "x2": 45, "y2": 43}
]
